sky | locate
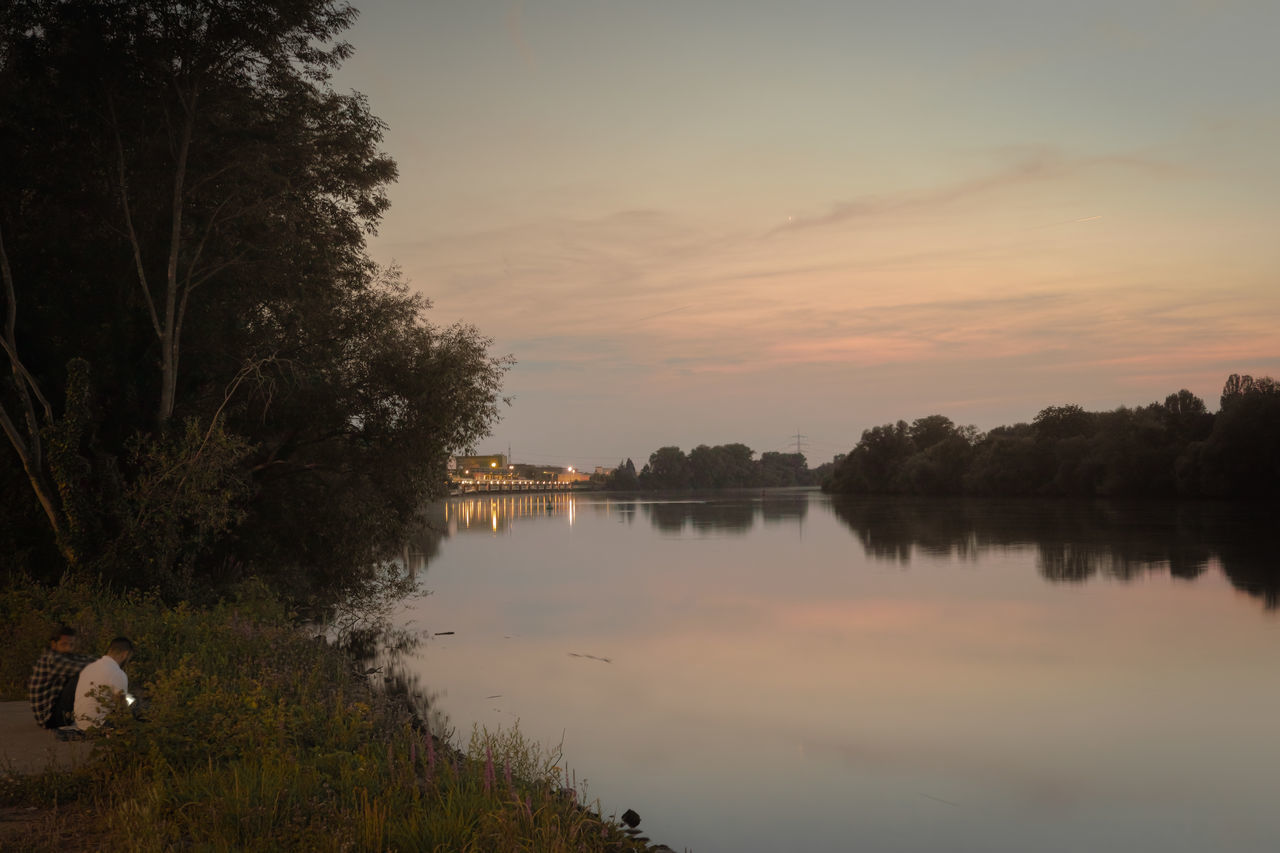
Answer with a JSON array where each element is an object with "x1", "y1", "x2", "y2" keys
[{"x1": 334, "y1": 0, "x2": 1280, "y2": 470}]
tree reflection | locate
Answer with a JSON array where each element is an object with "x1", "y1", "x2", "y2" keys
[
  {"x1": 639, "y1": 493, "x2": 811, "y2": 534},
  {"x1": 761, "y1": 495, "x2": 810, "y2": 524},
  {"x1": 644, "y1": 500, "x2": 700, "y2": 533},
  {"x1": 1037, "y1": 544, "x2": 1099, "y2": 583},
  {"x1": 830, "y1": 496, "x2": 1279, "y2": 608}
]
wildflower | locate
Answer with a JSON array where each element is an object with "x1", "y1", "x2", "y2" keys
[{"x1": 483, "y1": 745, "x2": 495, "y2": 796}]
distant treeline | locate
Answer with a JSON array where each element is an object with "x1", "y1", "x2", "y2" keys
[
  {"x1": 600, "y1": 445, "x2": 828, "y2": 490},
  {"x1": 824, "y1": 373, "x2": 1280, "y2": 499}
]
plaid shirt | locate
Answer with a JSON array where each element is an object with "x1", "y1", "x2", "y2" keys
[{"x1": 28, "y1": 649, "x2": 95, "y2": 726}]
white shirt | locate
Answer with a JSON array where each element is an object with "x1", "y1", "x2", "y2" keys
[{"x1": 73, "y1": 655, "x2": 129, "y2": 730}]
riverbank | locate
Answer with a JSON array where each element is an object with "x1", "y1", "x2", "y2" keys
[{"x1": 0, "y1": 579, "x2": 673, "y2": 852}]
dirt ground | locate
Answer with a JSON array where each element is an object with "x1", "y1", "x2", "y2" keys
[
  {"x1": 0, "y1": 803, "x2": 103, "y2": 852},
  {"x1": 0, "y1": 702, "x2": 98, "y2": 852},
  {"x1": 0, "y1": 702, "x2": 92, "y2": 776}
]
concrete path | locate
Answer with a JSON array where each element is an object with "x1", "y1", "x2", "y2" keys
[{"x1": 0, "y1": 702, "x2": 92, "y2": 776}]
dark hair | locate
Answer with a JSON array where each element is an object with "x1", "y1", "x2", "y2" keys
[
  {"x1": 49, "y1": 624, "x2": 76, "y2": 643},
  {"x1": 107, "y1": 636, "x2": 134, "y2": 655}
]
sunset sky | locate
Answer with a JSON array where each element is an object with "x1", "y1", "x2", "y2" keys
[{"x1": 335, "y1": 0, "x2": 1279, "y2": 469}]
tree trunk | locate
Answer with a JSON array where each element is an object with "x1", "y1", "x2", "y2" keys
[
  {"x1": 0, "y1": 225, "x2": 72, "y2": 560},
  {"x1": 158, "y1": 88, "x2": 196, "y2": 429}
]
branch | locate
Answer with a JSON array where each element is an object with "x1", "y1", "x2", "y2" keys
[
  {"x1": 0, "y1": 402, "x2": 65, "y2": 548},
  {"x1": 185, "y1": 251, "x2": 247, "y2": 294},
  {"x1": 107, "y1": 93, "x2": 163, "y2": 339},
  {"x1": 166, "y1": 91, "x2": 194, "y2": 325},
  {"x1": 182, "y1": 197, "x2": 228, "y2": 287},
  {"x1": 0, "y1": 398, "x2": 31, "y2": 464},
  {"x1": 157, "y1": 80, "x2": 199, "y2": 427},
  {"x1": 131, "y1": 356, "x2": 270, "y2": 531},
  {"x1": 0, "y1": 235, "x2": 66, "y2": 547},
  {"x1": 0, "y1": 223, "x2": 54, "y2": 428}
]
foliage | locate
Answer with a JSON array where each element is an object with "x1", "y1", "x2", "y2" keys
[
  {"x1": 687, "y1": 443, "x2": 755, "y2": 489},
  {"x1": 619, "y1": 444, "x2": 820, "y2": 490},
  {"x1": 824, "y1": 376, "x2": 1280, "y2": 499},
  {"x1": 0, "y1": 580, "x2": 652, "y2": 853},
  {"x1": 758, "y1": 451, "x2": 810, "y2": 487},
  {"x1": 825, "y1": 416, "x2": 977, "y2": 495},
  {"x1": 638, "y1": 446, "x2": 692, "y2": 490},
  {"x1": 604, "y1": 458, "x2": 639, "y2": 490},
  {"x1": 115, "y1": 415, "x2": 255, "y2": 597},
  {"x1": 0, "y1": 1, "x2": 508, "y2": 606}
]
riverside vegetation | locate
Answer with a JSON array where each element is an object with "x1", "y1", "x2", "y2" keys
[
  {"x1": 0, "y1": 579, "x2": 662, "y2": 852},
  {"x1": 824, "y1": 375, "x2": 1280, "y2": 499},
  {"x1": 601, "y1": 373, "x2": 1278, "y2": 498},
  {"x1": 0, "y1": 0, "x2": 507, "y2": 611}
]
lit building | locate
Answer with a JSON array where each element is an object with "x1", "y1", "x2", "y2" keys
[{"x1": 455, "y1": 454, "x2": 507, "y2": 479}]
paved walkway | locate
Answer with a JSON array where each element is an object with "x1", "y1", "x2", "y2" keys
[{"x1": 0, "y1": 702, "x2": 92, "y2": 776}]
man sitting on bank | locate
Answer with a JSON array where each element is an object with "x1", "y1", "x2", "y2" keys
[
  {"x1": 28, "y1": 625, "x2": 95, "y2": 729},
  {"x1": 74, "y1": 637, "x2": 135, "y2": 731}
]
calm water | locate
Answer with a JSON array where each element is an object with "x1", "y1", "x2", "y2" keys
[{"x1": 388, "y1": 491, "x2": 1280, "y2": 853}]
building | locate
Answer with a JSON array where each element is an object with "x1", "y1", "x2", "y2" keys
[
  {"x1": 455, "y1": 454, "x2": 508, "y2": 479},
  {"x1": 451, "y1": 455, "x2": 591, "y2": 487}
]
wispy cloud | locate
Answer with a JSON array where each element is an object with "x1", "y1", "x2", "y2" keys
[{"x1": 768, "y1": 146, "x2": 1176, "y2": 236}]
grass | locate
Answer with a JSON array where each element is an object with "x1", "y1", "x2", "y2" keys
[{"x1": 0, "y1": 578, "x2": 667, "y2": 852}]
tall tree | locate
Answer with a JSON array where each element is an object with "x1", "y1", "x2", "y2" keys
[
  {"x1": 759, "y1": 451, "x2": 810, "y2": 487},
  {"x1": 0, "y1": 1, "x2": 508, "y2": 600},
  {"x1": 641, "y1": 446, "x2": 692, "y2": 490}
]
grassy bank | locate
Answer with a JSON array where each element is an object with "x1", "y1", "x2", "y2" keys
[{"x1": 0, "y1": 579, "x2": 665, "y2": 852}]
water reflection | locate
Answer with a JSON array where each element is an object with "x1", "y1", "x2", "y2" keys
[
  {"x1": 387, "y1": 490, "x2": 1280, "y2": 853},
  {"x1": 831, "y1": 497, "x2": 1279, "y2": 608},
  {"x1": 442, "y1": 492, "x2": 579, "y2": 535},
  {"x1": 413, "y1": 490, "x2": 812, "y2": 545},
  {"x1": 640, "y1": 492, "x2": 810, "y2": 533},
  {"x1": 405, "y1": 493, "x2": 1278, "y2": 609}
]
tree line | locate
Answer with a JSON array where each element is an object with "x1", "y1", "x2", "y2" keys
[
  {"x1": 601, "y1": 445, "x2": 828, "y2": 490},
  {"x1": 824, "y1": 375, "x2": 1280, "y2": 499},
  {"x1": 0, "y1": 1, "x2": 507, "y2": 607}
]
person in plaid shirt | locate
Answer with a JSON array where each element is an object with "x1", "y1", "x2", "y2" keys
[{"x1": 28, "y1": 625, "x2": 95, "y2": 728}]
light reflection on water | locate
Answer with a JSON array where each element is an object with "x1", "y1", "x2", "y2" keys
[{"x1": 390, "y1": 492, "x2": 1280, "y2": 853}]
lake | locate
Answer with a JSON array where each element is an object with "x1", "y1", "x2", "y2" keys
[{"x1": 387, "y1": 491, "x2": 1280, "y2": 853}]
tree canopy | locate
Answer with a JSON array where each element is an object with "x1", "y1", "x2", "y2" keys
[
  {"x1": 824, "y1": 375, "x2": 1279, "y2": 499},
  {"x1": 0, "y1": 0, "x2": 508, "y2": 604},
  {"x1": 599, "y1": 444, "x2": 821, "y2": 490}
]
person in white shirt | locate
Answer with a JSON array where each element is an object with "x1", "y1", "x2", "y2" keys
[{"x1": 73, "y1": 637, "x2": 134, "y2": 730}]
